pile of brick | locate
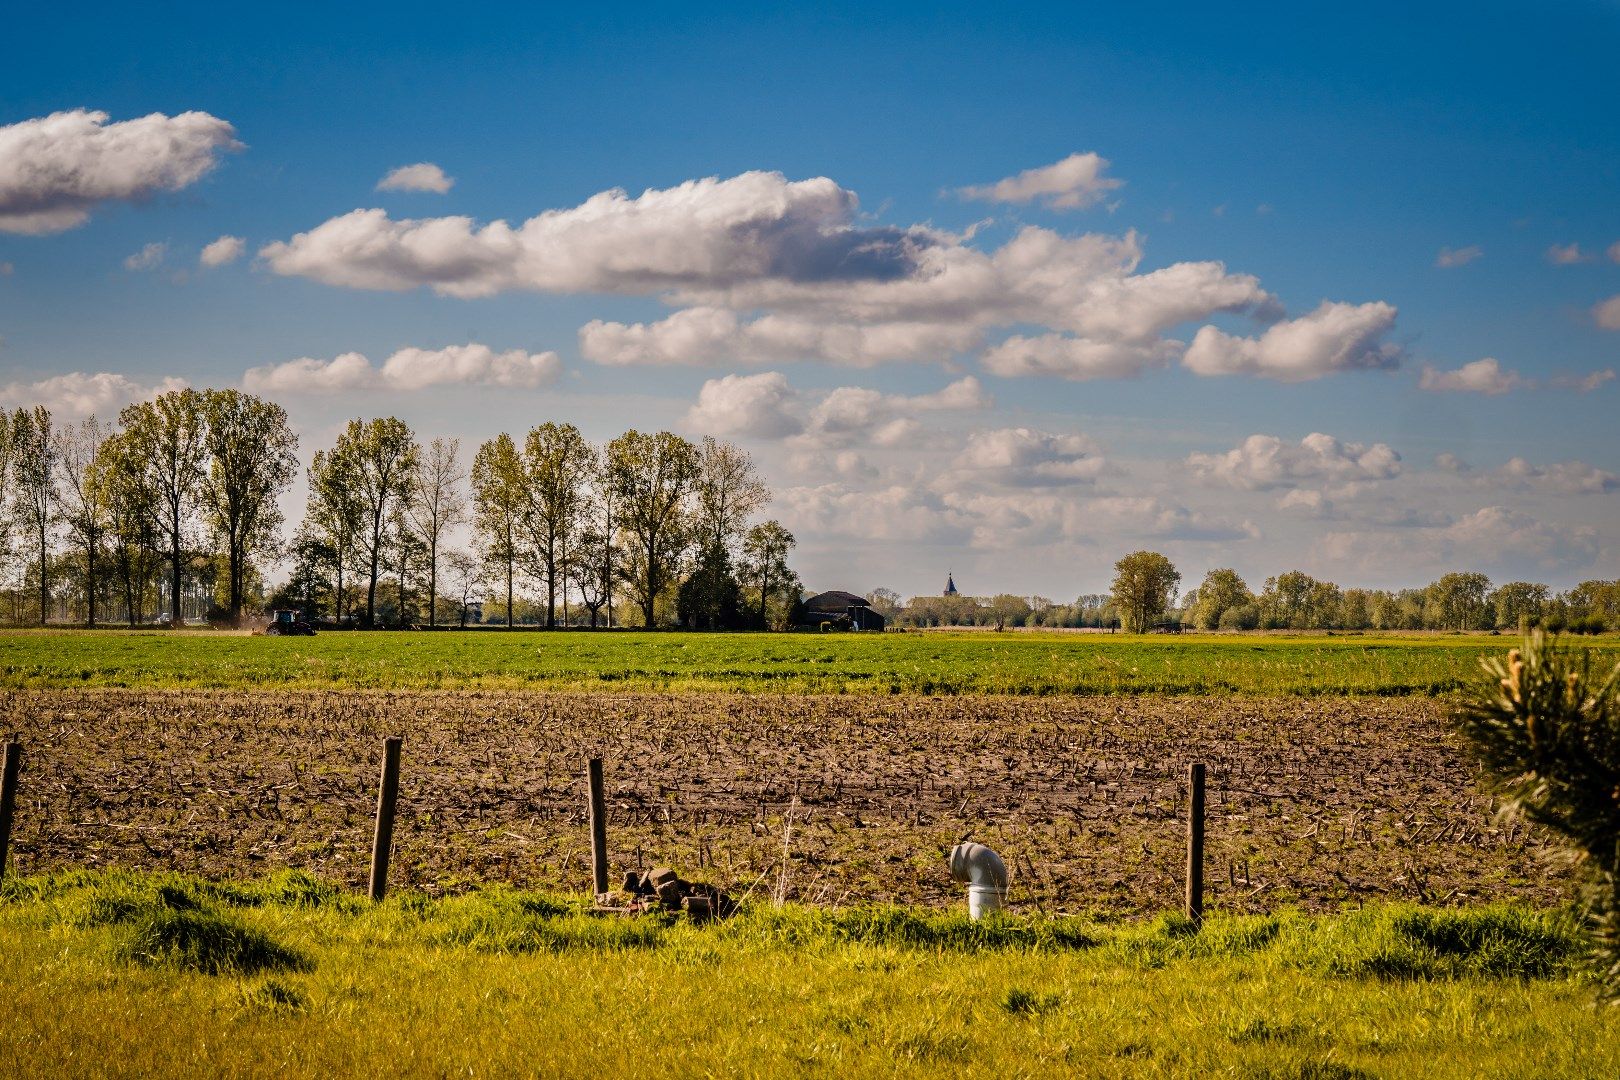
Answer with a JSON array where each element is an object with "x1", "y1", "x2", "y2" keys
[{"x1": 607, "y1": 866, "x2": 735, "y2": 922}]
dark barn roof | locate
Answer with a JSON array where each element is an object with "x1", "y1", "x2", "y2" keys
[{"x1": 803, "y1": 590, "x2": 870, "y2": 612}]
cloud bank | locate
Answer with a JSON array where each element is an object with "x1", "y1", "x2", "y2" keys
[
  {"x1": 0, "y1": 109, "x2": 241, "y2": 235},
  {"x1": 243, "y1": 344, "x2": 561, "y2": 394}
]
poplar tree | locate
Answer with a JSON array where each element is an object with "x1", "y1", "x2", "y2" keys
[
  {"x1": 471, "y1": 433, "x2": 524, "y2": 627},
  {"x1": 199, "y1": 390, "x2": 298, "y2": 624},
  {"x1": 117, "y1": 389, "x2": 207, "y2": 627}
]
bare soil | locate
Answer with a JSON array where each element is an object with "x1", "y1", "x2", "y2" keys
[{"x1": 0, "y1": 691, "x2": 1568, "y2": 915}]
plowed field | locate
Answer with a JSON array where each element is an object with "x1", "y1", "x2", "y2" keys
[{"x1": 0, "y1": 691, "x2": 1564, "y2": 914}]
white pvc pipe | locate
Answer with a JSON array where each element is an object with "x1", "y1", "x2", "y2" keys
[{"x1": 948, "y1": 842, "x2": 1008, "y2": 919}]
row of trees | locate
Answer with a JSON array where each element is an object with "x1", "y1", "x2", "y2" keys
[
  {"x1": 0, "y1": 390, "x2": 297, "y2": 627},
  {"x1": 882, "y1": 557, "x2": 1620, "y2": 634},
  {"x1": 289, "y1": 420, "x2": 801, "y2": 630},
  {"x1": 0, "y1": 387, "x2": 801, "y2": 630}
]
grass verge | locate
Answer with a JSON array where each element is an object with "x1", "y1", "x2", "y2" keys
[{"x1": 1, "y1": 870, "x2": 1613, "y2": 1077}]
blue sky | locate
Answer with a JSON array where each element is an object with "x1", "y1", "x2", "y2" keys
[{"x1": 2, "y1": 1, "x2": 1617, "y2": 599}]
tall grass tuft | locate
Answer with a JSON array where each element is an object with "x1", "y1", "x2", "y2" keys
[{"x1": 1454, "y1": 629, "x2": 1620, "y2": 998}]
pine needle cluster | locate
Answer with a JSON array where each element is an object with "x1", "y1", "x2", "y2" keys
[{"x1": 1453, "y1": 629, "x2": 1620, "y2": 999}]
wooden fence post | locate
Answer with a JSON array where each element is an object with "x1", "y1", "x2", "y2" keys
[
  {"x1": 587, "y1": 756, "x2": 609, "y2": 895},
  {"x1": 1186, "y1": 761, "x2": 1205, "y2": 927},
  {"x1": 369, "y1": 736, "x2": 402, "y2": 902},
  {"x1": 0, "y1": 742, "x2": 20, "y2": 878}
]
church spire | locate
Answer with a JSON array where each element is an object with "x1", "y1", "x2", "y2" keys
[{"x1": 944, "y1": 570, "x2": 958, "y2": 597}]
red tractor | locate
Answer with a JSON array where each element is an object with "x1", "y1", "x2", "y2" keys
[{"x1": 262, "y1": 609, "x2": 316, "y2": 636}]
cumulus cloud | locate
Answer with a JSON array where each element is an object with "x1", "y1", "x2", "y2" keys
[
  {"x1": 1593, "y1": 295, "x2": 1620, "y2": 330},
  {"x1": 584, "y1": 233, "x2": 1278, "y2": 371},
  {"x1": 1495, "y1": 457, "x2": 1619, "y2": 495},
  {"x1": 1187, "y1": 432, "x2": 1402, "y2": 491},
  {"x1": 685, "y1": 372, "x2": 805, "y2": 439},
  {"x1": 684, "y1": 371, "x2": 990, "y2": 444},
  {"x1": 941, "y1": 428, "x2": 1109, "y2": 488},
  {"x1": 377, "y1": 163, "x2": 454, "y2": 194},
  {"x1": 199, "y1": 235, "x2": 245, "y2": 267},
  {"x1": 243, "y1": 344, "x2": 561, "y2": 395},
  {"x1": 123, "y1": 242, "x2": 166, "y2": 271},
  {"x1": 582, "y1": 307, "x2": 980, "y2": 367},
  {"x1": 0, "y1": 371, "x2": 188, "y2": 417},
  {"x1": 1182, "y1": 301, "x2": 1400, "y2": 380},
  {"x1": 263, "y1": 166, "x2": 1399, "y2": 386},
  {"x1": 1444, "y1": 506, "x2": 1598, "y2": 566},
  {"x1": 1418, "y1": 357, "x2": 1531, "y2": 395},
  {"x1": 1435, "y1": 245, "x2": 1482, "y2": 268},
  {"x1": 260, "y1": 171, "x2": 928, "y2": 298},
  {"x1": 1545, "y1": 243, "x2": 1589, "y2": 265},
  {"x1": 980, "y1": 334, "x2": 1179, "y2": 380},
  {"x1": 957, "y1": 152, "x2": 1123, "y2": 211},
  {"x1": 0, "y1": 109, "x2": 241, "y2": 235},
  {"x1": 1434, "y1": 452, "x2": 1472, "y2": 474}
]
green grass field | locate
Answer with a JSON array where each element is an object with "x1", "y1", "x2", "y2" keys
[
  {"x1": 2, "y1": 869, "x2": 1612, "y2": 1078},
  {"x1": 3, "y1": 628, "x2": 1612, "y2": 694}
]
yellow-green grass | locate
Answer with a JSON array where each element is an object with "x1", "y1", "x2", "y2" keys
[
  {"x1": 1, "y1": 870, "x2": 1614, "y2": 1078},
  {"x1": 3, "y1": 629, "x2": 1613, "y2": 695}
]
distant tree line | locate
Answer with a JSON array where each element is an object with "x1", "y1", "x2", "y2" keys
[
  {"x1": 880, "y1": 553, "x2": 1620, "y2": 634},
  {"x1": 0, "y1": 389, "x2": 799, "y2": 630}
]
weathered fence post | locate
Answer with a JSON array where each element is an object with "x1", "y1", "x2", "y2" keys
[
  {"x1": 0, "y1": 741, "x2": 20, "y2": 878},
  {"x1": 587, "y1": 756, "x2": 609, "y2": 895},
  {"x1": 368, "y1": 736, "x2": 402, "y2": 902},
  {"x1": 1185, "y1": 761, "x2": 1205, "y2": 927}
]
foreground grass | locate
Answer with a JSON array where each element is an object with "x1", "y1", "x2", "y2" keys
[
  {"x1": 4, "y1": 628, "x2": 1612, "y2": 694},
  {"x1": 1, "y1": 871, "x2": 1613, "y2": 1077}
]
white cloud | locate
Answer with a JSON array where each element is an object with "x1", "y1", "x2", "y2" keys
[
  {"x1": 942, "y1": 427, "x2": 1109, "y2": 488},
  {"x1": 1187, "y1": 432, "x2": 1402, "y2": 491},
  {"x1": 376, "y1": 163, "x2": 454, "y2": 194},
  {"x1": 1495, "y1": 458, "x2": 1619, "y2": 495},
  {"x1": 957, "y1": 152, "x2": 1123, "y2": 211},
  {"x1": 243, "y1": 344, "x2": 561, "y2": 395},
  {"x1": 980, "y1": 334, "x2": 1179, "y2": 380},
  {"x1": 199, "y1": 235, "x2": 245, "y2": 267},
  {"x1": 1545, "y1": 243, "x2": 1589, "y2": 265},
  {"x1": 1435, "y1": 245, "x2": 1482, "y2": 268},
  {"x1": 0, "y1": 109, "x2": 241, "y2": 235},
  {"x1": 0, "y1": 371, "x2": 188, "y2": 417},
  {"x1": 261, "y1": 171, "x2": 927, "y2": 298},
  {"x1": 1434, "y1": 452, "x2": 1472, "y2": 474},
  {"x1": 684, "y1": 371, "x2": 990, "y2": 444},
  {"x1": 685, "y1": 372, "x2": 805, "y2": 439},
  {"x1": 263, "y1": 167, "x2": 1401, "y2": 387},
  {"x1": 1443, "y1": 506, "x2": 1598, "y2": 566},
  {"x1": 123, "y1": 242, "x2": 167, "y2": 271},
  {"x1": 1418, "y1": 357, "x2": 1531, "y2": 395},
  {"x1": 1593, "y1": 295, "x2": 1620, "y2": 330},
  {"x1": 1182, "y1": 301, "x2": 1400, "y2": 380},
  {"x1": 581, "y1": 307, "x2": 980, "y2": 367}
]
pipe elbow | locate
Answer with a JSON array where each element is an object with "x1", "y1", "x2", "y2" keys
[{"x1": 947, "y1": 842, "x2": 1008, "y2": 890}]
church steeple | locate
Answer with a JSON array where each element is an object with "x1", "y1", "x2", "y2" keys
[{"x1": 944, "y1": 570, "x2": 958, "y2": 597}]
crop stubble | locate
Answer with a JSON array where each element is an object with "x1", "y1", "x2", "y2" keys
[{"x1": 0, "y1": 691, "x2": 1565, "y2": 914}]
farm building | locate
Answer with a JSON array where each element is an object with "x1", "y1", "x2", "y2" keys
[{"x1": 797, "y1": 590, "x2": 886, "y2": 631}]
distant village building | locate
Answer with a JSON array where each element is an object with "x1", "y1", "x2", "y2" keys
[
  {"x1": 798, "y1": 590, "x2": 886, "y2": 631},
  {"x1": 944, "y1": 572, "x2": 959, "y2": 597}
]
